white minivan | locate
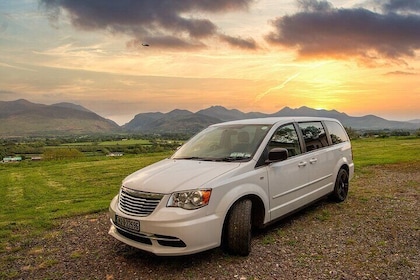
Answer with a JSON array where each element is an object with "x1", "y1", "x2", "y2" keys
[{"x1": 109, "y1": 117, "x2": 354, "y2": 256}]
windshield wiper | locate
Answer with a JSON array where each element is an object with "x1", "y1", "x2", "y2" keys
[
  {"x1": 217, "y1": 156, "x2": 250, "y2": 162},
  {"x1": 174, "y1": 156, "x2": 250, "y2": 162},
  {"x1": 173, "y1": 156, "x2": 214, "y2": 161}
]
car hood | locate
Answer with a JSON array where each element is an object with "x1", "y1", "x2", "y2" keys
[{"x1": 122, "y1": 158, "x2": 242, "y2": 193}]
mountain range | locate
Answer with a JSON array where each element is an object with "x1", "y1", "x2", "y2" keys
[
  {"x1": 0, "y1": 99, "x2": 120, "y2": 136},
  {"x1": 0, "y1": 99, "x2": 418, "y2": 136},
  {"x1": 124, "y1": 105, "x2": 419, "y2": 134}
]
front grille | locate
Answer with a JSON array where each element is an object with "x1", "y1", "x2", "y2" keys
[{"x1": 119, "y1": 186, "x2": 163, "y2": 216}]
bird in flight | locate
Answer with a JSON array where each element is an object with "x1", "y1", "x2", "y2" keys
[{"x1": 142, "y1": 43, "x2": 150, "y2": 47}]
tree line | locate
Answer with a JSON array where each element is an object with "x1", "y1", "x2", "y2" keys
[{"x1": 0, "y1": 134, "x2": 185, "y2": 160}]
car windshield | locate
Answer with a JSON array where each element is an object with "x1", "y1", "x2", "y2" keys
[{"x1": 172, "y1": 124, "x2": 272, "y2": 161}]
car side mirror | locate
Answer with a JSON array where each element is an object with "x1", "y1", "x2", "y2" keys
[{"x1": 266, "y1": 148, "x2": 288, "y2": 163}]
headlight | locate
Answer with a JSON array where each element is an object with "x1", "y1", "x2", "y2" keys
[{"x1": 167, "y1": 189, "x2": 212, "y2": 210}]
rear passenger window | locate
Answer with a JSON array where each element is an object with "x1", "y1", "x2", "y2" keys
[
  {"x1": 298, "y1": 122, "x2": 328, "y2": 152},
  {"x1": 325, "y1": 121, "x2": 349, "y2": 144},
  {"x1": 268, "y1": 124, "x2": 301, "y2": 157}
]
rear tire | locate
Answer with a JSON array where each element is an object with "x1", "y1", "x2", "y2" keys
[
  {"x1": 331, "y1": 168, "x2": 349, "y2": 202},
  {"x1": 225, "y1": 199, "x2": 252, "y2": 256}
]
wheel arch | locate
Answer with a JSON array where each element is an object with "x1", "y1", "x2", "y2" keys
[
  {"x1": 340, "y1": 163, "x2": 349, "y2": 174},
  {"x1": 333, "y1": 157, "x2": 351, "y2": 183},
  {"x1": 219, "y1": 192, "x2": 266, "y2": 249},
  {"x1": 215, "y1": 183, "x2": 269, "y2": 227}
]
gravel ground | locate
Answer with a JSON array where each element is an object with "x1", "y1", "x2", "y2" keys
[{"x1": 3, "y1": 163, "x2": 419, "y2": 280}]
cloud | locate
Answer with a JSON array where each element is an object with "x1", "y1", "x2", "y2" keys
[
  {"x1": 384, "y1": 70, "x2": 418, "y2": 76},
  {"x1": 0, "y1": 62, "x2": 36, "y2": 72},
  {"x1": 377, "y1": 0, "x2": 420, "y2": 14},
  {"x1": 0, "y1": 90, "x2": 17, "y2": 96},
  {"x1": 219, "y1": 34, "x2": 258, "y2": 50},
  {"x1": 255, "y1": 72, "x2": 302, "y2": 101},
  {"x1": 265, "y1": 0, "x2": 420, "y2": 64},
  {"x1": 39, "y1": 0, "x2": 256, "y2": 50}
]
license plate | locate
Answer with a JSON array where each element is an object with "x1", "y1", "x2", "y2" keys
[{"x1": 115, "y1": 215, "x2": 140, "y2": 232}]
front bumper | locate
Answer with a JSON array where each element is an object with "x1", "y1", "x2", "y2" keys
[{"x1": 108, "y1": 195, "x2": 223, "y2": 256}]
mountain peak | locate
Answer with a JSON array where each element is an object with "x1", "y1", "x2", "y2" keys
[
  {"x1": 167, "y1": 109, "x2": 192, "y2": 116},
  {"x1": 197, "y1": 105, "x2": 245, "y2": 121}
]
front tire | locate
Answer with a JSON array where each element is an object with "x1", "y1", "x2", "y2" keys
[
  {"x1": 331, "y1": 168, "x2": 349, "y2": 202},
  {"x1": 225, "y1": 199, "x2": 252, "y2": 256}
]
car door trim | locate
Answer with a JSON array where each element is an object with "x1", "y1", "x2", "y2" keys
[{"x1": 272, "y1": 173, "x2": 333, "y2": 200}]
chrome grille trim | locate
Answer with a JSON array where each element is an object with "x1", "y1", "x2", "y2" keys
[{"x1": 118, "y1": 186, "x2": 164, "y2": 216}]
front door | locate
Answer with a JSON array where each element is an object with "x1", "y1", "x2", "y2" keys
[{"x1": 265, "y1": 123, "x2": 310, "y2": 220}]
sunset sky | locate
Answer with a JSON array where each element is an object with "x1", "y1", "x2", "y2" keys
[{"x1": 1, "y1": 0, "x2": 419, "y2": 125}]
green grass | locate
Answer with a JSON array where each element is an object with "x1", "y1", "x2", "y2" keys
[
  {"x1": 0, "y1": 136, "x2": 419, "y2": 252},
  {"x1": 0, "y1": 152, "x2": 170, "y2": 251},
  {"x1": 98, "y1": 139, "x2": 152, "y2": 146},
  {"x1": 352, "y1": 136, "x2": 420, "y2": 168},
  {"x1": 62, "y1": 139, "x2": 152, "y2": 146}
]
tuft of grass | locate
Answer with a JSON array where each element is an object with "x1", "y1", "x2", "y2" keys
[
  {"x1": 38, "y1": 258, "x2": 59, "y2": 269},
  {"x1": 262, "y1": 234, "x2": 276, "y2": 245},
  {"x1": 276, "y1": 228, "x2": 286, "y2": 237},
  {"x1": 70, "y1": 250, "x2": 84, "y2": 259},
  {"x1": 315, "y1": 210, "x2": 330, "y2": 221}
]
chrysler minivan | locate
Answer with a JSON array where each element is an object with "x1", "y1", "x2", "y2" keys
[{"x1": 109, "y1": 117, "x2": 354, "y2": 256}]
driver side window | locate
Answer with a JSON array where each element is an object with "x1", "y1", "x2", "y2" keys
[{"x1": 268, "y1": 124, "x2": 302, "y2": 157}]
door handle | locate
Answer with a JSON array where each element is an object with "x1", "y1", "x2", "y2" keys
[
  {"x1": 298, "y1": 161, "x2": 307, "y2": 167},
  {"x1": 309, "y1": 158, "x2": 318, "y2": 164}
]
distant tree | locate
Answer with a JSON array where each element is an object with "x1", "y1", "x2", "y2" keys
[
  {"x1": 0, "y1": 147, "x2": 7, "y2": 159},
  {"x1": 390, "y1": 130, "x2": 410, "y2": 136},
  {"x1": 344, "y1": 127, "x2": 360, "y2": 140}
]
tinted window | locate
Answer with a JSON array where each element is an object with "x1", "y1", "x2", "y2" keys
[
  {"x1": 268, "y1": 124, "x2": 301, "y2": 157},
  {"x1": 325, "y1": 121, "x2": 349, "y2": 144},
  {"x1": 298, "y1": 122, "x2": 328, "y2": 152}
]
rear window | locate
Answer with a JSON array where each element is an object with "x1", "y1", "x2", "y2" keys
[
  {"x1": 325, "y1": 121, "x2": 349, "y2": 144},
  {"x1": 298, "y1": 122, "x2": 329, "y2": 152}
]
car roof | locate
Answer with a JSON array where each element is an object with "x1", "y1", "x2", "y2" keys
[{"x1": 212, "y1": 117, "x2": 340, "y2": 126}]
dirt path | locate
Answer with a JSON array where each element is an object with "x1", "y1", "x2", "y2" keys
[{"x1": 3, "y1": 163, "x2": 419, "y2": 279}]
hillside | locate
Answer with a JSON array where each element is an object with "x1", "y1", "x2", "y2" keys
[
  {"x1": 0, "y1": 99, "x2": 120, "y2": 136},
  {"x1": 124, "y1": 105, "x2": 419, "y2": 133},
  {"x1": 123, "y1": 109, "x2": 221, "y2": 134}
]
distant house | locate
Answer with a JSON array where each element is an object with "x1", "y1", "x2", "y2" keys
[
  {"x1": 2, "y1": 156, "x2": 22, "y2": 163},
  {"x1": 107, "y1": 152, "x2": 124, "y2": 157}
]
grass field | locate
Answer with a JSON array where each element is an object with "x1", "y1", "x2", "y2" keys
[
  {"x1": 62, "y1": 139, "x2": 152, "y2": 146},
  {"x1": 0, "y1": 152, "x2": 171, "y2": 250},
  {"x1": 351, "y1": 136, "x2": 420, "y2": 168},
  {"x1": 0, "y1": 136, "x2": 419, "y2": 253}
]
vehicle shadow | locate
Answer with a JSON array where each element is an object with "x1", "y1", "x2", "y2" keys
[{"x1": 252, "y1": 197, "x2": 331, "y2": 238}]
